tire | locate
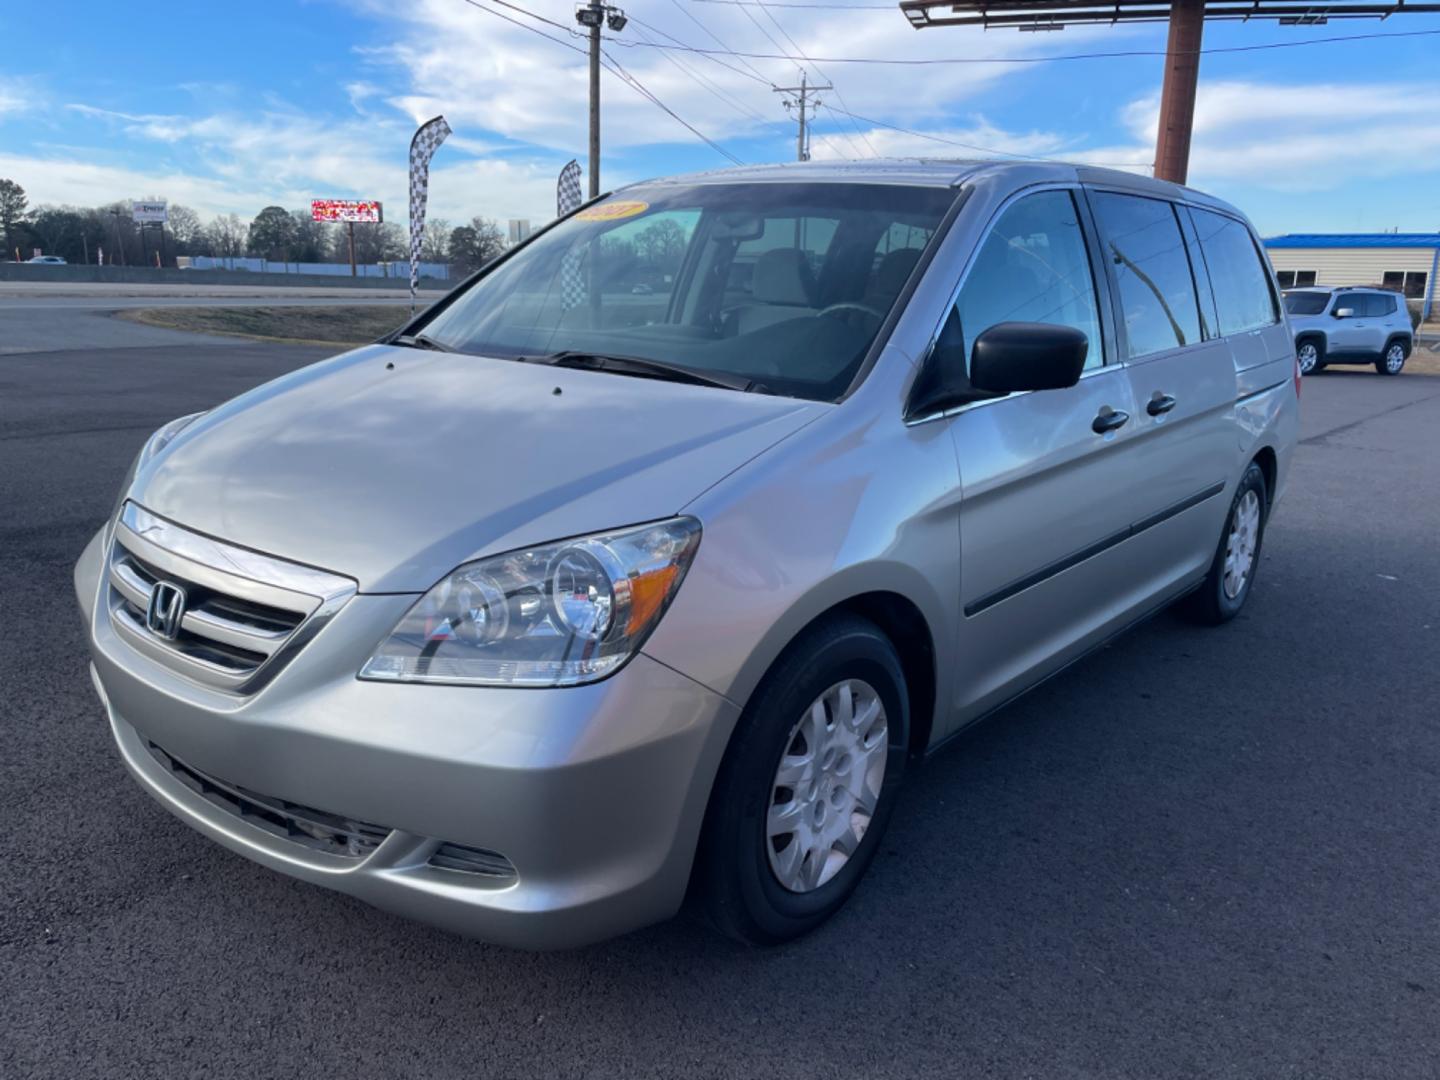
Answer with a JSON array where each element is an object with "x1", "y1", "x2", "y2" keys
[
  {"x1": 1296, "y1": 338, "x2": 1324, "y2": 375},
  {"x1": 1180, "y1": 462, "x2": 1269, "y2": 626},
  {"x1": 1376, "y1": 339, "x2": 1407, "y2": 376},
  {"x1": 695, "y1": 614, "x2": 908, "y2": 946}
]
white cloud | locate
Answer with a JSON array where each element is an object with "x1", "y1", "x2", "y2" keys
[
  {"x1": 356, "y1": 0, "x2": 1136, "y2": 155},
  {"x1": 1119, "y1": 80, "x2": 1440, "y2": 190},
  {"x1": 0, "y1": 76, "x2": 37, "y2": 119}
]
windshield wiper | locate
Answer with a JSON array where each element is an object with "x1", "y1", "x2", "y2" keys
[
  {"x1": 516, "y1": 351, "x2": 768, "y2": 394},
  {"x1": 391, "y1": 332, "x2": 459, "y2": 353}
]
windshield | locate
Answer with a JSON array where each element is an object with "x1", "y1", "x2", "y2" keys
[
  {"x1": 416, "y1": 182, "x2": 957, "y2": 401},
  {"x1": 1284, "y1": 291, "x2": 1330, "y2": 316}
]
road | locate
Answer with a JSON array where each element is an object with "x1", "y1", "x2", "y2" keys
[
  {"x1": 3, "y1": 312, "x2": 1438, "y2": 1079},
  {"x1": 0, "y1": 287, "x2": 423, "y2": 355}
]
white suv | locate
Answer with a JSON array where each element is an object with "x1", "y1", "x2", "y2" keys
[{"x1": 1285, "y1": 286, "x2": 1413, "y2": 376}]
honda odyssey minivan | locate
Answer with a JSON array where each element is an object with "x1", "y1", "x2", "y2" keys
[{"x1": 75, "y1": 161, "x2": 1299, "y2": 948}]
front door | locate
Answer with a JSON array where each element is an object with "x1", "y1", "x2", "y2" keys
[
  {"x1": 1329, "y1": 290, "x2": 1371, "y2": 356},
  {"x1": 937, "y1": 188, "x2": 1148, "y2": 720}
]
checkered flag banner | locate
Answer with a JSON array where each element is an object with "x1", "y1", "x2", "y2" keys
[
  {"x1": 556, "y1": 159, "x2": 585, "y2": 310},
  {"x1": 556, "y1": 159, "x2": 583, "y2": 218},
  {"x1": 408, "y1": 115, "x2": 452, "y2": 309}
]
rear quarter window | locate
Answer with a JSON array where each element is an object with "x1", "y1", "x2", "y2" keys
[
  {"x1": 1089, "y1": 191, "x2": 1202, "y2": 359},
  {"x1": 1190, "y1": 208, "x2": 1279, "y2": 336}
]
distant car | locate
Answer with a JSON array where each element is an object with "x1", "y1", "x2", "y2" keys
[
  {"x1": 26, "y1": 255, "x2": 67, "y2": 265},
  {"x1": 630, "y1": 283, "x2": 654, "y2": 295},
  {"x1": 1285, "y1": 286, "x2": 1412, "y2": 376}
]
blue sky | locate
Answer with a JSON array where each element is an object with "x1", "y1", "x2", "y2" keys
[{"x1": 3, "y1": 0, "x2": 1440, "y2": 235}]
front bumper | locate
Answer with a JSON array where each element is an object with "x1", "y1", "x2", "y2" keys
[{"x1": 76, "y1": 528, "x2": 739, "y2": 950}]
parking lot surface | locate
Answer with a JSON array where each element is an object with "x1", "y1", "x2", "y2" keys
[{"x1": 3, "y1": 312, "x2": 1438, "y2": 1079}]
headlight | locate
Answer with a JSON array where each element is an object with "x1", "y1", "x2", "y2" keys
[{"x1": 359, "y1": 518, "x2": 702, "y2": 687}]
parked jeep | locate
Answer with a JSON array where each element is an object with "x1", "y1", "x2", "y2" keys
[{"x1": 1285, "y1": 286, "x2": 1412, "y2": 376}]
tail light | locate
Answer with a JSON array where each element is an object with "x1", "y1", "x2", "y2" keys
[{"x1": 1294, "y1": 353, "x2": 1303, "y2": 399}]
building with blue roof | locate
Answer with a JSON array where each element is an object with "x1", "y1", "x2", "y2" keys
[{"x1": 1264, "y1": 233, "x2": 1440, "y2": 320}]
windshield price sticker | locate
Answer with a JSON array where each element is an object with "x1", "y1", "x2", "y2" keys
[{"x1": 576, "y1": 201, "x2": 649, "y2": 222}]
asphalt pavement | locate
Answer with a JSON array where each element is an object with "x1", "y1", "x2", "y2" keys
[
  {"x1": 0, "y1": 286, "x2": 422, "y2": 355},
  {"x1": 2, "y1": 310, "x2": 1438, "y2": 1079}
]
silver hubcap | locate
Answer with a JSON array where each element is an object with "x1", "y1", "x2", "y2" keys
[
  {"x1": 1298, "y1": 343, "x2": 1317, "y2": 373},
  {"x1": 1223, "y1": 489, "x2": 1261, "y2": 600},
  {"x1": 1386, "y1": 345, "x2": 1404, "y2": 372},
  {"x1": 766, "y1": 679, "x2": 888, "y2": 894}
]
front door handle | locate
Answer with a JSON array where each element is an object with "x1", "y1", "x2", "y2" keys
[
  {"x1": 1092, "y1": 407, "x2": 1129, "y2": 434},
  {"x1": 1146, "y1": 393, "x2": 1177, "y2": 416}
]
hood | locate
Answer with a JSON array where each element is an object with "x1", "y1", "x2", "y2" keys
[{"x1": 136, "y1": 345, "x2": 824, "y2": 592}]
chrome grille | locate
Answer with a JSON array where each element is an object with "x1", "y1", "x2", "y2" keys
[
  {"x1": 106, "y1": 502, "x2": 355, "y2": 693},
  {"x1": 146, "y1": 741, "x2": 391, "y2": 859}
]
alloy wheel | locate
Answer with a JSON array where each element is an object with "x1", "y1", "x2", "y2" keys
[
  {"x1": 1385, "y1": 344, "x2": 1405, "y2": 373},
  {"x1": 766, "y1": 679, "x2": 888, "y2": 894},
  {"x1": 1297, "y1": 342, "x2": 1318, "y2": 374}
]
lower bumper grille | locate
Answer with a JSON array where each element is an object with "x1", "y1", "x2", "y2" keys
[
  {"x1": 144, "y1": 741, "x2": 519, "y2": 884},
  {"x1": 146, "y1": 741, "x2": 391, "y2": 859}
]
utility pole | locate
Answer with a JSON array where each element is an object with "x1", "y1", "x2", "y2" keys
[
  {"x1": 774, "y1": 72, "x2": 831, "y2": 162},
  {"x1": 574, "y1": 2, "x2": 628, "y2": 198}
]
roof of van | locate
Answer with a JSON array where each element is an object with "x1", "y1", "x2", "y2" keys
[{"x1": 623, "y1": 158, "x2": 1235, "y2": 210}]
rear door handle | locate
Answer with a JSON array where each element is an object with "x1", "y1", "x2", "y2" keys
[
  {"x1": 1092, "y1": 407, "x2": 1129, "y2": 434},
  {"x1": 1146, "y1": 393, "x2": 1177, "y2": 416}
]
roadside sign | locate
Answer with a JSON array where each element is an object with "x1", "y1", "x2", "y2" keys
[
  {"x1": 311, "y1": 199, "x2": 383, "y2": 223},
  {"x1": 132, "y1": 201, "x2": 168, "y2": 223}
]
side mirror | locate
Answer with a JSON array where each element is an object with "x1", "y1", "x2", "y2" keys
[
  {"x1": 1333, "y1": 307, "x2": 1354, "y2": 319},
  {"x1": 970, "y1": 322, "x2": 1088, "y2": 395}
]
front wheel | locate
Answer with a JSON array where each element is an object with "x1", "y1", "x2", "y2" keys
[
  {"x1": 695, "y1": 615, "x2": 908, "y2": 945},
  {"x1": 1376, "y1": 340, "x2": 1407, "y2": 376},
  {"x1": 1180, "y1": 462, "x2": 1269, "y2": 625},
  {"x1": 1297, "y1": 339, "x2": 1323, "y2": 375}
]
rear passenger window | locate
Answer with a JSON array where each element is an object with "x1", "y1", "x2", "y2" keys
[
  {"x1": 953, "y1": 189, "x2": 1105, "y2": 372},
  {"x1": 1189, "y1": 208, "x2": 1279, "y2": 336},
  {"x1": 1090, "y1": 192, "x2": 1201, "y2": 358}
]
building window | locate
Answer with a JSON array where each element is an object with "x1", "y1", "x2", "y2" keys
[
  {"x1": 1381, "y1": 270, "x2": 1427, "y2": 299},
  {"x1": 1275, "y1": 270, "x2": 1316, "y2": 288}
]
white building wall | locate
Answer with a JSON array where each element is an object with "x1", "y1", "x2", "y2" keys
[{"x1": 1266, "y1": 246, "x2": 1440, "y2": 317}]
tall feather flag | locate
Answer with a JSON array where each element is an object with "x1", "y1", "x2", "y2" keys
[
  {"x1": 556, "y1": 160, "x2": 585, "y2": 311},
  {"x1": 556, "y1": 159, "x2": 583, "y2": 218},
  {"x1": 408, "y1": 115, "x2": 452, "y2": 312}
]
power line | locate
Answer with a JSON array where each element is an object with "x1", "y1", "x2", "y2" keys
[
  {"x1": 754, "y1": 0, "x2": 877, "y2": 156},
  {"x1": 629, "y1": 19, "x2": 774, "y2": 124},
  {"x1": 454, "y1": 0, "x2": 744, "y2": 166},
  {"x1": 595, "y1": 24, "x2": 1440, "y2": 64},
  {"x1": 667, "y1": 0, "x2": 775, "y2": 85},
  {"x1": 693, "y1": 0, "x2": 894, "y2": 7},
  {"x1": 603, "y1": 49, "x2": 747, "y2": 163}
]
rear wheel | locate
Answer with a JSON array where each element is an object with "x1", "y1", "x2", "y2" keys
[
  {"x1": 1376, "y1": 340, "x2": 1407, "y2": 376},
  {"x1": 696, "y1": 615, "x2": 908, "y2": 945},
  {"x1": 1297, "y1": 338, "x2": 1323, "y2": 375},
  {"x1": 1180, "y1": 462, "x2": 1269, "y2": 626}
]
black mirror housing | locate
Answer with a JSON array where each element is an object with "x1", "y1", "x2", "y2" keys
[{"x1": 970, "y1": 322, "x2": 1088, "y2": 395}]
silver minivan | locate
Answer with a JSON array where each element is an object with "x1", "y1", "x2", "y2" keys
[{"x1": 74, "y1": 161, "x2": 1300, "y2": 949}]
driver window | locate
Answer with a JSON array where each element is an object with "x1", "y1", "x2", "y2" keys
[{"x1": 953, "y1": 190, "x2": 1104, "y2": 373}]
